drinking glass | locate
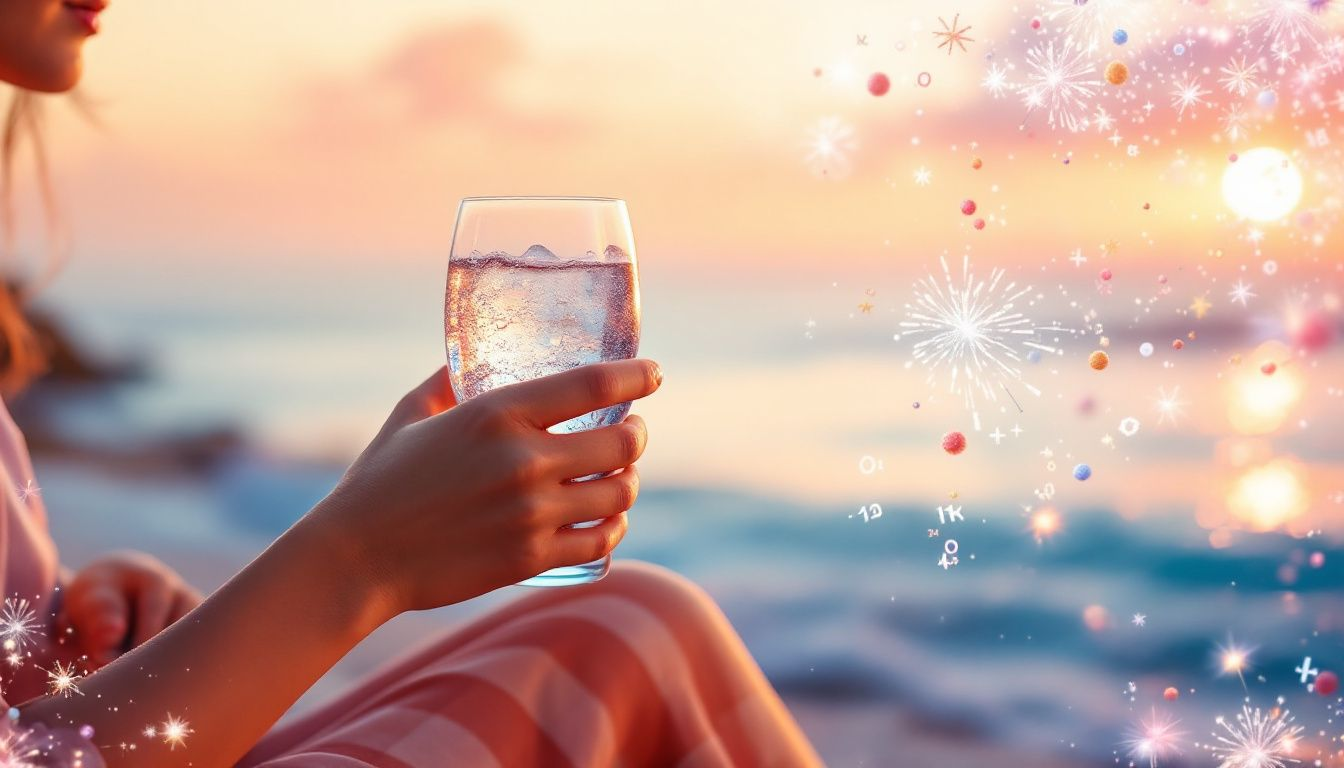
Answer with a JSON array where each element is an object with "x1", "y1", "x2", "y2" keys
[{"x1": 445, "y1": 197, "x2": 641, "y2": 586}]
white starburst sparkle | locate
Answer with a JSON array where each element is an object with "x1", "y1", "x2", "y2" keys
[
  {"x1": 983, "y1": 62, "x2": 1010, "y2": 98},
  {"x1": 803, "y1": 117, "x2": 855, "y2": 179},
  {"x1": 149, "y1": 714, "x2": 193, "y2": 750},
  {"x1": 1155, "y1": 386, "x2": 1186, "y2": 426},
  {"x1": 1229, "y1": 281, "x2": 1257, "y2": 306},
  {"x1": 1171, "y1": 74, "x2": 1209, "y2": 118},
  {"x1": 1210, "y1": 703, "x2": 1302, "y2": 768},
  {"x1": 45, "y1": 660, "x2": 83, "y2": 698},
  {"x1": 1253, "y1": 0, "x2": 1324, "y2": 51},
  {"x1": 1220, "y1": 56, "x2": 1261, "y2": 97},
  {"x1": 1124, "y1": 708, "x2": 1183, "y2": 768},
  {"x1": 0, "y1": 598, "x2": 38, "y2": 652},
  {"x1": 897, "y1": 254, "x2": 1071, "y2": 431},
  {"x1": 14, "y1": 480, "x2": 38, "y2": 503},
  {"x1": 1022, "y1": 39, "x2": 1100, "y2": 132}
]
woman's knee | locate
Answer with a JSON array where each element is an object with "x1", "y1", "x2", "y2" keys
[{"x1": 590, "y1": 560, "x2": 726, "y2": 628}]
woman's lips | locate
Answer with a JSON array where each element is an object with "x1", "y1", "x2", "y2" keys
[{"x1": 63, "y1": 1, "x2": 107, "y2": 35}]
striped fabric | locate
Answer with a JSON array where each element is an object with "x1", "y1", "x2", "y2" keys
[{"x1": 239, "y1": 562, "x2": 822, "y2": 768}]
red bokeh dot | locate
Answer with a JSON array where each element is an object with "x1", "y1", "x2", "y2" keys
[
  {"x1": 942, "y1": 431, "x2": 967, "y2": 455},
  {"x1": 868, "y1": 72, "x2": 890, "y2": 96},
  {"x1": 961, "y1": 199, "x2": 977, "y2": 216},
  {"x1": 1316, "y1": 671, "x2": 1339, "y2": 696}
]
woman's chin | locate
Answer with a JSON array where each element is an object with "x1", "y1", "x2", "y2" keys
[{"x1": 12, "y1": 59, "x2": 83, "y2": 93}]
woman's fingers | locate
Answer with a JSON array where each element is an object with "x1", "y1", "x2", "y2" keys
[
  {"x1": 548, "y1": 415, "x2": 647, "y2": 479},
  {"x1": 546, "y1": 511, "x2": 629, "y2": 569},
  {"x1": 65, "y1": 581, "x2": 128, "y2": 656},
  {"x1": 551, "y1": 466, "x2": 640, "y2": 525},
  {"x1": 168, "y1": 585, "x2": 203, "y2": 624},
  {"x1": 387, "y1": 367, "x2": 458, "y2": 431},
  {"x1": 132, "y1": 579, "x2": 175, "y2": 647},
  {"x1": 490, "y1": 359, "x2": 662, "y2": 429}
]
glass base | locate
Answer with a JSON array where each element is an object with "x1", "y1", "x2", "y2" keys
[{"x1": 519, "y1": 555, "x2": 611, "y2": 587}]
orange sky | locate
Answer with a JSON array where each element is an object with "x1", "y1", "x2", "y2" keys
[{"x1": 6, "y1": 0, "x2": 1334, "y2": 283}]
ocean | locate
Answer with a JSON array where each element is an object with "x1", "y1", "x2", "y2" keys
[{"x1": 28, "y1": 252, "x2": 1344, "y2": 765}]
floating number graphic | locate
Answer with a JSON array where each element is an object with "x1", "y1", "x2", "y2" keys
[
  {"x1": 853, "y1": 503, "x2": 883, "y2": 522},
  {"x1": 858, "y1": 455, "x2": 885, "y2": 475},
  {"x1": 939, "y1": 539, "x2": 960, "y2": 569}
]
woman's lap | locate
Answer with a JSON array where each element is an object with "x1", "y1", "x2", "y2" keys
[{"x1": 239, "y1": 561, "x2": 817, "y2": 768}]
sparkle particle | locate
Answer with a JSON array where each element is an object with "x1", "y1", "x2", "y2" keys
[{"x1": 932, "y1": 14, "x2": 975, "y2": 55}]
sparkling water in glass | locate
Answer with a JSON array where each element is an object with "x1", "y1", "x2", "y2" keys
[{"x1": 445, "y1": 197, "x2": 641, "y2": 586}]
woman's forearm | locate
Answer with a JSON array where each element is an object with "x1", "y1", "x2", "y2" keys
[{"x1": 20, "y1": 506, "x2": 394, "y2": 767}]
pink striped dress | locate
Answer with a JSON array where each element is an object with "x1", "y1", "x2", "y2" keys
[{"x1": 0, "y1": 398, "x2": 821, "y2": 767}]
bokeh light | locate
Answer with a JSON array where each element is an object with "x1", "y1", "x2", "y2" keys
[
  {"x1": 1225, "y1": 459, "x2": 1309, "y2": 533},
  {"x1": 1221, "y1": 147, "x2": 1303, "y2": 222},
  {"x1": 1226, "y1": 341, "x2": 1300, "y2": 434}
]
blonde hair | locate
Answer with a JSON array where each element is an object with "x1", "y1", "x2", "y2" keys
[{"x1": 0, "y1": 89, "x2": 59, "y2": 394}]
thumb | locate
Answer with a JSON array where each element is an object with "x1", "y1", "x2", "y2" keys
[
  {"x1": 67, "y1": 582, "x2": 130, "y2": 661},
  {"x1": 385, "y1": 366, "x2": 458, "y2": 432}
]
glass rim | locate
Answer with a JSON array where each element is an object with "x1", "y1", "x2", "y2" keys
[{"x1": 458, "y1": 195, "x2": 625, "y2": 203}]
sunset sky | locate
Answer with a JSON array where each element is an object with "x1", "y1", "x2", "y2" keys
[{"x1": 14, "y1": 0, "x2": 1334, "y2": 282}]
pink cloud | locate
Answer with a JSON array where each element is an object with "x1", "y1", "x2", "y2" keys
[{"x1": 289, "y1": 17, "x2": 585, "y2": 147}]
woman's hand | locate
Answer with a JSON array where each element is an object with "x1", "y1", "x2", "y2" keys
[
  {"x1": 56, "y1": 552, "x2": 203, "y2": 667},
  {"x1": 311, "y1": 358, "x2": 662, "y2": 618}
]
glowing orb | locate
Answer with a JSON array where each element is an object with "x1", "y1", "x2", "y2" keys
[
  {"x1": 1317, "y1": 671, "x2": 1339, "y2": 696},
  {"x1": 942, "y1": 431, "x2": 967, "y2": 455},
  {"x1": 1221, "y1": 147, "x2": 1302, "y2": 222},
  {"x1": 867, "y1": 72, "x2": 890, "y2": 96},
  {"x1": 1082, "y1": 604, "x2": 1109, "y2": 632},
  {"x1": 1226, "y1": 460, "x2": 1307, "y2": 532},
  {"x1": 1228, "y1": 342, "x2": 1300, "y2": 434},
  {"x1": 1104, "y1": 60, "x2": 1129, "y2": 85},
  {"x1": 1030, "y1": 507, "x2": 1060, "y2": 539}
]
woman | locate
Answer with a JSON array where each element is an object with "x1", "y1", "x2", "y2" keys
[{"x1": 0, "y1": 1, "x2": 822, "y2": 766}]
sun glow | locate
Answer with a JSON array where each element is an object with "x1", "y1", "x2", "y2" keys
[{"x1": 1221, "y1": 147, "x2": 1302, "y2": 222}]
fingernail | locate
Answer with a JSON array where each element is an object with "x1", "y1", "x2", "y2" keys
[{"x1": 651, "y1": 363, "x2": 663, "y2": 386}]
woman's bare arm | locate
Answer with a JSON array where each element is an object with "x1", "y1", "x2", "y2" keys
[
  {"x1": 18, "y1": 360, "x2": 660, "y2": 767},
  {"x1": 22, "y1": 512, "x2": 389, "y2": 766}
]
